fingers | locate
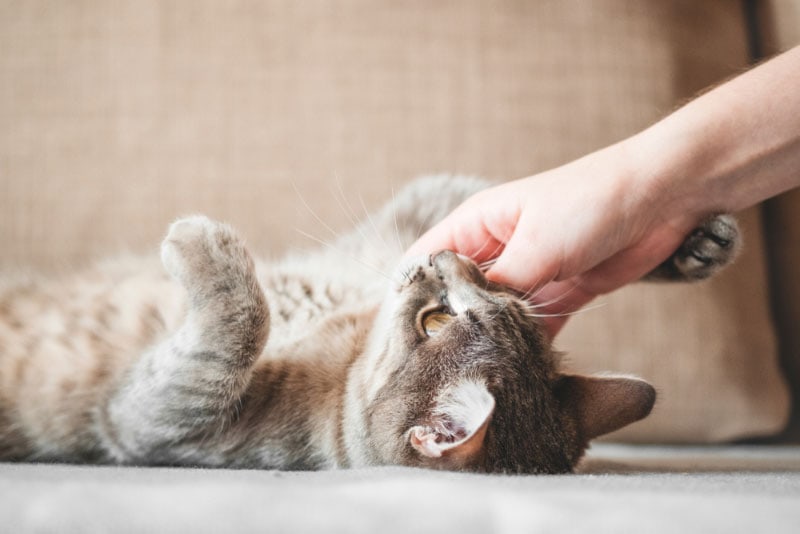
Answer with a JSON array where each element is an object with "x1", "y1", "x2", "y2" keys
[
  {"x1": 406, "y1": 220, "x2": 457, "y2": 258},
  {"x1": 405, "y1": 197, "x2": 511, "y2": 265},
  {"x1": 576, "y1": 224, "x2": 688, "y2": 295},
  {"x1": 525, "y1": 279, "x2": 598, "y2": 339},
  {"x1": 529, "y1": 225, "x2": 690, "y2": 338},
  {"x1": 484, "y1": 215, "x2": 560, "y2": 297}
]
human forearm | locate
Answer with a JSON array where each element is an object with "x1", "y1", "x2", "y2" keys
[
  {"x1": 631, "y1": 45, "x2": 800, "y2": 222},
  {"x1": 408, "y1": 46, "x2": 800, "y2": 338}
]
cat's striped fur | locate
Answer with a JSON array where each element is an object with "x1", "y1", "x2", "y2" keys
[{"x1": 0, "y1": 176, "x2": 738, "y2": 472}]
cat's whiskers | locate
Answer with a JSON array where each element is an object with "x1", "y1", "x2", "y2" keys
[
  {"x1": 472, "y1": 238, "x2": 504, "y2": 272},
  {"x1": 529, "y1": 292, "x2": 578, "y2": 310},
  {"x1": 520, "y1": 284, "x2": 579, "y2": 316},
  {"x1": 522, "y1": 282, "x2": 554, "y2": 304},
  {"x1": 358, "y1": 192, "x2": 393, "y2": 255},
  {"x1": 332, "y1": 176, "x2": 382, "y2": 256},
  {"x1": 293, "y1": 179, "x2": 393, "y2": 281},
  {"x1": 489, "y1": 279, "x2": 540, "y2": 303},
  {"x1": 503, "y1": 274, "x2": 570, "y2": 308},
  {"x1": 522, "y1": 301, "x2": 606, "y2": 319},
  {"x1": 478, "y1": 258, "x2": 497, "y2": 272},
  {"x1": 398, "y1": 265, "x2": 416, "y2": 286},
  {"x1": 294, "y1": 228, "x2": 393, "y2": 282},
  {"x1": 484, "y1": 285, "x2": 526, "y2": 322},
  {"x1": 482, "y1": 275, "x2": 560, "y2": 323},
  {"x1": 413, "y1": 208, "x2": 436, "y2": 245},
  {"x1": 291, "y1": 180, "x2": 342, "y2": 241},
  {"x1": 390, "y1": 184, "x2": 408, "y2": 254},
  {"x1": 485, "y1": 300, "x2": 512, "y2": 322}
]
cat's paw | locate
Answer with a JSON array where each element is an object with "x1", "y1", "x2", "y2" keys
[
  {"x1": 161, "y1": 216, "x2": 270, "y2": 362},
  {"x1": 648, "y1": 215, "x2": 741, "y2": 281},
  {"x1": 161, "y1": 215, "x2": 256, "y2": 297}
]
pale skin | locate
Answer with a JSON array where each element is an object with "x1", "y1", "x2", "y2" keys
[{"x1": 408, "y1": 45, "x2": 800, "y2": 338}]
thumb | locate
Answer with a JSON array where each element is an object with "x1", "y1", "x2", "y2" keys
[
  {"x1": 405, "y1": 214, "x2": 459, "y2": 258},
  {"x1": 405, "y1": 206, "x2": 506, "y2": 265}
]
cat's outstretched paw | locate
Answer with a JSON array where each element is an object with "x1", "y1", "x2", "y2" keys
[
  {"x1": 647, "y1": 215, "x2": 741, "y2": 282},
  {"x1": 161, "y1": 215, "x2": 257, "y2": 299}
]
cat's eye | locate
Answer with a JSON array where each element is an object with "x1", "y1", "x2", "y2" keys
[{"x1": 422, "y1": 310, "x2": 453, "y2": 337}]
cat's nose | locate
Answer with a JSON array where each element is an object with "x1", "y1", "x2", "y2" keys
[
  {"x1": 431, "y1": 250, "x2": 459, "y2": 270},
  {"x1": 432, "y1": 250, "x2": 477, "y2": 268},
  {"x1": 431, "y1": 250, "x2": 477, "y2": 278},
  {"x1": 431, "y1": 250, "x2": 453, "y2": 261},
  {"x1": 432, "y1": 250, "x2": 485, "y2": 312}
]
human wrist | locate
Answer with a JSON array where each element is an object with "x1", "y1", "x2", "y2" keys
[
  {"x1": 625, "y1": 46, "x2": 800, "y2": 222},
  {"x1": 593, "y1": 137, "x2": 689, "y2": 235},
  {"x1": 622, "y1": 114, "x2": 727, "y2": 231}
]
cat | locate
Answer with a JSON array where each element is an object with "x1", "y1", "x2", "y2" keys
[{"x1": 0, "y1": 175, "x2": 739, "y2": 473}]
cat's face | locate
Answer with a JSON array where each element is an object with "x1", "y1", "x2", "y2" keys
[{"x1": 357, "y1": 251, "x2": 655, "y2": 474}]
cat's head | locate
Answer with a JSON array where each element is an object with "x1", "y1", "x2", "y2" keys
[{"x1": 350, "y1": 250, "x2": 655, "y2": 473}]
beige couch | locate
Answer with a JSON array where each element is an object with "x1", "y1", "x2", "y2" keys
[{"x1": 1, "y1": 1, "x2": 799, "y2": 531}]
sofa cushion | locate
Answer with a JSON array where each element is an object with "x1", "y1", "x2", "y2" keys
[
  {"x1": 0, "y1": 0, "x2": 789, "y2": 441},
  {"x1": 759, "y1": 0, "x2": 800, "y2": 439}
]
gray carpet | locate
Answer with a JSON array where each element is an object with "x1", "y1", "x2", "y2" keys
[{"x1": 2, "y1": 445, "x2": 799, "y2": 533}]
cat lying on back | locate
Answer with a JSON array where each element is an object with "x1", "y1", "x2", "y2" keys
[{"x1": 0, "y1": 176, "x2": 739, "y2": 473}]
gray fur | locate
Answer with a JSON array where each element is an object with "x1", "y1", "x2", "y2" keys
[
  {"x1": 647, "y1": 214, "x2": 741, "y2": 281},
  {"x1": 0, "y1": 175, "x2": 738, "y2": 473}
]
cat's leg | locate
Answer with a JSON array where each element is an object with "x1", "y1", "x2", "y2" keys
[
  {"x1": 645, "y1": 214, "x2": 741, "y2": 281},
  {"x1": 101, "y1": 216, "x2": 269, "y2": 463}
]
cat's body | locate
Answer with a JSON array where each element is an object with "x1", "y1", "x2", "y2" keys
[{"x1": 0, "y1": 176, "x2": 739, "y2": 473}]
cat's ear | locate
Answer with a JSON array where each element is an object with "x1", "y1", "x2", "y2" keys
[
  {"x1": 408, "y1": 380, "x2": 495, "y2": 466},
  {"x1": 555, "y1": 374, "x2": 656, "y2": 441}
]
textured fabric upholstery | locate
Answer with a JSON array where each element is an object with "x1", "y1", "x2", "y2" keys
[{"x1": 758, "y1": 0, "x2": 800, "y2": 438}]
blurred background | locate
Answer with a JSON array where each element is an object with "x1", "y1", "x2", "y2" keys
[{"x1": 0, "y1": 0, "x2": 798, "y2": 443}]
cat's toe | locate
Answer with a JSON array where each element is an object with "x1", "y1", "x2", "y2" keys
[
  {"x1": 161, "y1": 215, "x2": 252, "y2": 290},
  {"x1": 162, "y1": 216, "x2": 214, "y2": 280},
  {"x1": 165, "y1": 215, "x2": 218, "y2": 247},
  {"x1": 159, "y1": 216, "x2": 269, "y2": 358},
  {"x1": 658, "y1": 215, "x2": 741, "y2": 281}
]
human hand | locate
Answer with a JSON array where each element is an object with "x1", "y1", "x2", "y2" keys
[
  {"x1": 407, "y1": 143, "x2": 701, "y2": 338},
  {"x1": 409, "y1": 47, "x2": 800, "y2": 339}
]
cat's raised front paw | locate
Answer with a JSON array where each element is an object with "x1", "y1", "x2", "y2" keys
[{"x1": 161, "y1": 215, "x2": 255, "y2": 296}]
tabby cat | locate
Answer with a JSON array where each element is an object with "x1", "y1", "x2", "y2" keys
[{"x1": 0, "y1": 176, "x2": 739, "y2": 473}]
